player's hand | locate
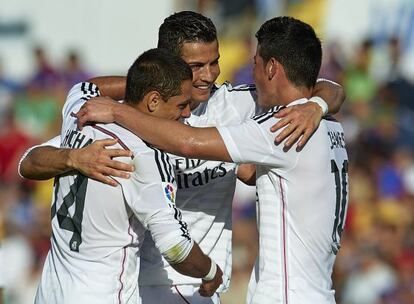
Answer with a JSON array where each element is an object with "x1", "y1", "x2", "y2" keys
[
  {"x1": 198, "y1": 265, "x2": 223, "y2": 297},
  {"x1": 76, "y1": 97, "x2": 120, "y2": 130},
  {"x1": 271, "y1": 102, "x2": 323, "y2": 151},
  {"x1": 68, "y1": 138, "x2": 134, "y2": 186}
]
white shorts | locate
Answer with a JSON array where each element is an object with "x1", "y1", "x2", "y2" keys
[{"x1": 139, "y1": 285, "x2": 220, "y2": 304}]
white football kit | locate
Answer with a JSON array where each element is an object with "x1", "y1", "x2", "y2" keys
[
  {"x1": 138, "y1": 83, "x2": 259, "y2": 300},
  {"x1": 217, "y1": 99, "x2": 349, "y2": 304},
  {"x1": 34, "y1": 83, "x2": 193, "y2": 304},
  {"x1": 22, "y1": 82, "x2": 259, "y2": 304}
]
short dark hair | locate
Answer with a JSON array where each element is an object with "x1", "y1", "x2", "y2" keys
[
  {"x1": 158, "y1": 11, "x2": 217, "y2": 56},
  {"x1": 255, "y1": 16, "x2": 322, "y2": 88},
  {"x1": 124, "y1": 48, "x2": 192, "y2": 104}
]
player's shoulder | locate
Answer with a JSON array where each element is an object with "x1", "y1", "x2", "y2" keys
[
  {"x1": 210, "y1": 82, "x2": 256, "y2": 98},
  {"x1": 251, "y1": 105, "x2": 285, "y2": 125},
  {"x1": 62, "y1": 82, "x2": 100, "y2": 118},
  {"x1": 213, "y1": 81, "x2": 255, "y2": 92},
  {"x1": 91, "y1": 123, "x2": 149, "y2": 155},
  {"x1": 322, "y1": 115, "x2": 346, "y2": 135},
  {"x1": 209, "y1": 82, "x2": 257, "y2": 119}
]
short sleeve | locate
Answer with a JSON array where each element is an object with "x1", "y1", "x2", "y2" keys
[
  {"x1": 62, "y1": 82, "x2": 101, "y2": 119},
  {"x1": 116, "y1": 146, "x2": 191, "y2": 253},
  {"x1": 118, "y1": 148, "x2": 177, "y2": 219},
  {"x1": 217, "y1": 109, "x2": 298, "y2": 170}
]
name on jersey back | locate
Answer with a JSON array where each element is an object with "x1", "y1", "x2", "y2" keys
[{"x1": 328, "y1": 131, "x2": 346, "y2": 150}]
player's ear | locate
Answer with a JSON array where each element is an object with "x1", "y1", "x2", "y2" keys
[
  {"x1": 267, "y1": 58, "x2": 277, "y2": 80},
  {"x1": 145, "y1": 91, "x2": 162, "y2": 112}
]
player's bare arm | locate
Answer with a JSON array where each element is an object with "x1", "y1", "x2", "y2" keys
[
  {"x1": 272, "y1": 79, "x2": 345, "y2": 149},
  {"x1": 170, "y1": 242, "x2": 223, "y2": 297},
  {"x1": 76, "y1": 98, "x2": 232, "y2": 162},
  {"x1": 237, "y1": 164, "x2": 256, "y2": 186},
  {"x1": 19, "y1": 78, "x2": 133, "y2": 185},
  {"x1": 19, "y1": 139, "x2": 134, "y2": 186},
  {"x1": 88, "y1": 76, "x2": 126, "y2": 100}
]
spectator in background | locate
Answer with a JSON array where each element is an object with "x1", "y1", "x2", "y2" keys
[
  {"x1": 0, "y1": 109, "x2": 33, "y2": 183},
  {"x1": 27, "y1": 47, "x2": 61, "y2": 90},
  {"x1": 0, "y1": 59, "x2": 21, "y2": 129},
  {"x1": 61, "y1": 51, "x2": 93, "y2": 89},
  {"x1": 343, "y1": 39, "x2": 377, "y2": 109}
]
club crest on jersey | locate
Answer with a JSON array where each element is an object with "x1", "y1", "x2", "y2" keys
[{"x1": 163, "y1": 183, "x2": 176, "y2": 204}]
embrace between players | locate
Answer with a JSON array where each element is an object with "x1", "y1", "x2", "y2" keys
[{"x1": 19, "y1": 11, "x2": 349, "y2": 304}]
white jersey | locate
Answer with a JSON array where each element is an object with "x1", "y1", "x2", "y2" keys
[
  {"x1": 217, "y1": 98, "x2": 349, "y2": 304},
  {"x1": 35, "y1": 83, "x2": 192, "y2": 304},
  {"x1": 138, "y1": 83, "x2": 259, "y2": 292},
  {"x1": 22, "y1": 82, "x2": 260, "y2": 293}
]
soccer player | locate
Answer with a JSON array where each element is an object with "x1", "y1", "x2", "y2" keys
[
  {"x1": 75, "y1": 16, "x2": 349, "y2": 304},
  {"x1": 20, "y1": 11, "x2": 345, "y2": 303},
  {"x1": 33, "y1": 49, "x2": 223, "y2": 304}
]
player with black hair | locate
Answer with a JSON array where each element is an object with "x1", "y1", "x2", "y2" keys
[{"x1": 34, "y1": 49, "x2": 222, "y2": 304}]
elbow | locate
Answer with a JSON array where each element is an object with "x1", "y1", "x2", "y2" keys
[
  {"x1": 18, "y1": 154, "x2": 32, "y2": 179},
  {"x1": 178, "y1": 137, "x2": 200, "y2": 159},
  {"x1": 18, "y1": 161, "x2": 28, "y2": 179},
  {"x1": 333, "y1": 85, "x2": 346, "y2": 115}
]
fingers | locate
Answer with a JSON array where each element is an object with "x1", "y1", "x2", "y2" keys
[
  {"x1": 106, "y1": 160, "x2": 134, "y2": 176},
  {"x1": 98, "y1": 163, "x2": 132, "y2": 179},
  {"x1": 105, "y1": 147, "x2": 134, "y2": 160},
  {"x1": 76, "y1": 101, "x2": 95, "y2": 130},
  {"x1": 274, "y1": 121, "x2": 298, "y2": 145},
  {"x1": 91, "y1": 173, "x2": 118, "y2": 187},
  {"x1": 76, "y1": 108, "x2": 88, "y2": 130},
  {"x1": 270, "y1": 117, "x2": 290, "y2": 134},
  {"x1": 271, "y1": 102, "x2": 322, "y2": 150},
  {"x1": 297, "y1": 128, "x2": 313, "y2": 150},
  {"x1": 198, "y1": 284, "x2": 215, "y2": 297},
  {"x1": 86, "y1": 162, "x2": 132, "y2": 186},
  {"x1": 274, "y1": 106, "x2": 292, "y2": 118},
  {"x1": 95, "y1": 138, "x2": 118, "y2": 147}
]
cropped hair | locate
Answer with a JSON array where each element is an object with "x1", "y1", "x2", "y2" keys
[
  {"x1": 125, "y1": 48, "x2": 192, "y2": 104},
  {"x1": 255, "y1": 16, "x2": 322, "y2": 88},
  {"x1": 158, "y1": 11, "x2": 217, "y2": 56}
]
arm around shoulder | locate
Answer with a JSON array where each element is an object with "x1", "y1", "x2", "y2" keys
[
  {"x1": 19, "y1": 145, "x2": 74, "y2": 180},
  {"x1": 313, "y1": 79, "x2": 346, "y2": 115}
]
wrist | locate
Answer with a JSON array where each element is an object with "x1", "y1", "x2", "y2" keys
[
  {"x1": 202, "y1": 260, "x2": 217, "y2": 281},
  {"x1": 65, "y1": 149, "x2": 77, "y2": 170},
  {"x1": 113, "y1": 103, "x2": 126, "y2": 123},
  {"x1": 308, "y1": 96, "x2": 328, "y2": 116}
]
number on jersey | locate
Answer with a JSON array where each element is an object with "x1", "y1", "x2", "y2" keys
[
  {"x1": 331, "y1": 159, "x2": 348, "y2": 254},
  {"x1": 51, "y1": 174, "x2": 88, "y2": 252}
]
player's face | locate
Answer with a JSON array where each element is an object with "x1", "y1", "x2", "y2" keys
[
  {"x1": 180, "y1": 40, "x2": 220, "y2": 106},
  {"x1": 157, "y1": 79, "x2": 192, "y2": 121},
  {"x1": 253, "y1": 47, "x2": 272, "y2": 107}
]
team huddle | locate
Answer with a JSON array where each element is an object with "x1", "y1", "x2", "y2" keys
[{"x1": 19, "y1": 11, "x2": 349, "y2": 304}]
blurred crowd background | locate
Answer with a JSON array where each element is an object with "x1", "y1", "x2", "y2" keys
[{"x1": 1, "y1": 0, "x2": 414, "y2": 303}]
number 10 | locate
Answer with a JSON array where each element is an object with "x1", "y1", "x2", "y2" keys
[{"x1": 331, "y1": 159, "x2": 348, "y2": 254}]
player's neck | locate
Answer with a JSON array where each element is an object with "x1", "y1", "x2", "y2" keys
[{"x1": 276, "y1": 84, "x2": 312, "y2": 106}]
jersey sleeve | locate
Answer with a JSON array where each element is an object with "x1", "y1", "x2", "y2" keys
[
  {"x1": 116, "y1": 146, "x2": 193, "y2": 263},
  {"x1": 217, "y1": 109, "x2": 298, "y2": 170},
  {"x1": 225, "y1": 84, "x2": 257, "y2": 121},
  {"x1": 217, "y1": 83, "x2": 257, "y2": 122},
  {"x1": 62, "y1": 82, "x2": 101, "y2": 120}
]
